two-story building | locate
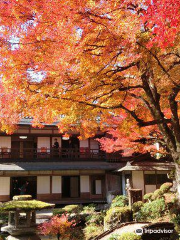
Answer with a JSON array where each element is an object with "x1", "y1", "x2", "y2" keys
[{"x1": 0, "y1": 118, "x2": 174, "y2": 203}]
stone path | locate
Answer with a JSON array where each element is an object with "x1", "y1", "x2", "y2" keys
[{"x1": 99, "y1": 223, "x2": 148, "y2": 240}]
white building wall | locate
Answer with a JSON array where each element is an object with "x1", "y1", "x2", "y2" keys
[
  {"x1": 52, "y1": 176, "x2": 62, "y2": 193},
  {"x1": 80, "y1": 140, "x2": 89, "y2": 148},
  {"x1": 90, "y1": 139, "x2": 99, "y2": 154},
  {"x1": 132, "y1": 171, "x2": 144, "y2": 195},
  {"x1": 80, "y1": 176, "x2": 90, "y2": 192},
  {"x1": 0, "y1": 137, "x2": 11, "y2": 152},
  {"x1": 37, "y1": 137, "x2": 50, "y2": 152},
  {"x1": 37, "y1": 176, "x2": 50, "y2": 194},
  {"x1": 90, "y1": 139, "x2": 99, "y2": 149},
  {"x1": 0, "y1": 177, "x2": 10, "y2": 195}
]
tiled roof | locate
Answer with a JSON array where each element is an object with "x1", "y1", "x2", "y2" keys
[
  {"x1": 18, "y1": 118, "x2": 59, "y2": 126},
  {"x1": 116, "y1": 161, "x2": 174, "y2": 171},
  {"x1": 0, "y1": 161, "x2": 125, "y2": 171}
]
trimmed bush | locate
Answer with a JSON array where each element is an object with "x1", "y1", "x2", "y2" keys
[
  {"x1": 107, "y1": 233, "x2": 121, "y2": 240},
  {"x1": 84, "y1": 224, "x2": 103, "y2": 239},
  {"x1": 63, "y1": 204, "x2": 82, "y2": 213},
  {"x1": 53, "y1": 205, "x2": 82, "y2": 215},
  {"x1": 111, "y1": 195, "x2": 128, "y2": 208},
  {"x1": 132, "y1": 201, "x2": 144, "y2": 213},
  {"x1": 118, "y1": 232, "x2": 141, "y2": 240},
  {"x1": 172, "y1": 214, "x2": 180, "y2": 233},
  {"x1": 86, "y1": 211, "x2": 105, "y2": 225},
  {"x1": 160, "y1": 182, "x2": 173, "y2": 194},
  {"x1": 143, "y1": 193, "x2": 153, "y2": 202},
  {"x1": 152, "y1": 189, "x2": 163, "y2": 200},
  {"x1": 53, "y1": 204, "x2": 82, "y2": 215},
  {"x1": 82, "y1": 204, "x2": 96, "y2": 214},
  {"x1": 136, "y1": 198, "x2": 166, "y2": 221},
  {"x1": 104, "y1": 207, "x2": 132, "y2": 230},
  {"x1": 0, "y1": 212, "x2": 8, "y2": 224}
]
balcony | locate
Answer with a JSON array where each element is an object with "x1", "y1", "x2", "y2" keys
[{"x1": 0, "y1": 148, "x2": 122, "y2": 162}]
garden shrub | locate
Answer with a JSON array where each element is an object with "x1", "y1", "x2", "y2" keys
[
  {"x1": 164, "y1": 193, "x2": 177, "y2": 211},
  {"x1": 118, "y1": 232, "x2": 141, "y2": 240},
  {"x1": 85, "y1": 211, "x2": 105, "y2": 226},
  {"x1": 0, "y1": 212, "x2": 8, "y2": 224},
  {"x1": 68, "y1": 226, "x2": 85, "y2": 240},
  {"x1": 63, "y1": 204, "x2": 82, "y2": 213},
  {"x1": 53, "y1": 204, "x2": 82, "y2": 215},
  {"x1": 143, "y1": 193, "x2": 153, "y2": 202},
  {"x1": 132, "y1": 201, "x2": 144, "y2": 213},
  {"x1": 53, "y1": 208, "x2": 65, "y2": 215},
  {"x1": 82, "y1": 204, "x2": 96, "y2": 214},
  {"x1": 110, "y1": 195, "x2": 128, "y2": 208},
  {"x1": 104, "y1": 207, "x2": 132, "y2": 230},
  {"x1": 136, "y1": 198, "x2": 166, "y2": 221},
  {"x1": 84, "y1": 210, "x2": 105, "y2": 239},
  {"x1": 152, "y1": 189, "x2": 163, "y2": 200},
  {"x1": 107, "y1": 233, "x2": 121, "y2": 240},
  {"x1": 160, "y1": 182, "x2": 173, "y2": 194},
  {"x1": 83, "y1": 224, "x2": 103, "y2": 239},
  {"x1": 172, "y1": 214, "x2": 180, "y2": 233}
]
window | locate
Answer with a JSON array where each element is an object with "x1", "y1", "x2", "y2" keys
[
  {"x1": 144, "y1": 174, "x2": 156, "y2": 185},
  {"x1": 157, "y1": 174, "x2": 169, "y2": 185},
  {"x1": 92, "y1": 179, "x2": 102, "y2": 195},
  {"x1": 145, "y1": 173, "x2": 170, "y2": 186}
]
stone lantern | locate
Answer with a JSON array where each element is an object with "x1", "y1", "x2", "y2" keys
[{"x1": 1, "y1": 195, "x2": 54, "y2": 240}]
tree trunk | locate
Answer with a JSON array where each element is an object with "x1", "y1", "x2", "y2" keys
[
  {"x1": 57, "y1": 233, "x2": 60, "y2": 240},
  {"x1": 175, "y1": 163, "x2": 180, "y2": 204}
]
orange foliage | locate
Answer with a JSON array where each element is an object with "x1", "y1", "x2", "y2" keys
[{"x1": 0, "y1": 1, "x2": 179, "y2": 155}]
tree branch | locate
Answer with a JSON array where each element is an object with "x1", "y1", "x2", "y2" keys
[{"x1": 169, "y1": 87, "x2": 180, "y2": 146}]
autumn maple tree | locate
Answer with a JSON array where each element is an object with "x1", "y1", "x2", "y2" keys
[
  {"x1": 0, "y1": 0, "x2": 180, "y2": 197},
  {"x1": 39, "y1": 215, "x2": 76, "y2": 240}
]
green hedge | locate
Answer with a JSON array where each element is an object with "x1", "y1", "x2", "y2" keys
[
  {"x1": 132, "y1": 201, "x2": 144, "y2": 213},
  {"x1": 83, "y1": 224, "x2": 104, "y2": 239},
  {"x1": 108, "y1": 233, "x2": 142, "y2": 240},
  {"x1": 152, "y1": 189, "x2": 163, "y2": 200},
  {"x1": 136, "y1": 198, "x2": 166, "y2": 221},
  {"x1": 111, "y1": 195, "x2": 128, "y2": 208},
  {"x1": 104, "y1": 207, "x2": 132, "y2": 230},
  {"x1": 53, "y1": 204, "x2": 82, "y2": 215},
  {"x1": 160, "y1": 182, "x2": 173, "y2": 194},
  {"x1": 143, "y1": 193, "x2": 153, "y2": 202},
  {"x1": 118, "y1": 232, "x2": 141, "y2": 240}
]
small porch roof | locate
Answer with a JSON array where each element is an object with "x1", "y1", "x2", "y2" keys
[{"x1": 116, "y1": 161, "x2": 175, "y2": 172}]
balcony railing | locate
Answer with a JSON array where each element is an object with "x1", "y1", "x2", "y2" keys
[{"x1": 0, "y1": 148, "x2": 122, "y2": 162}]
